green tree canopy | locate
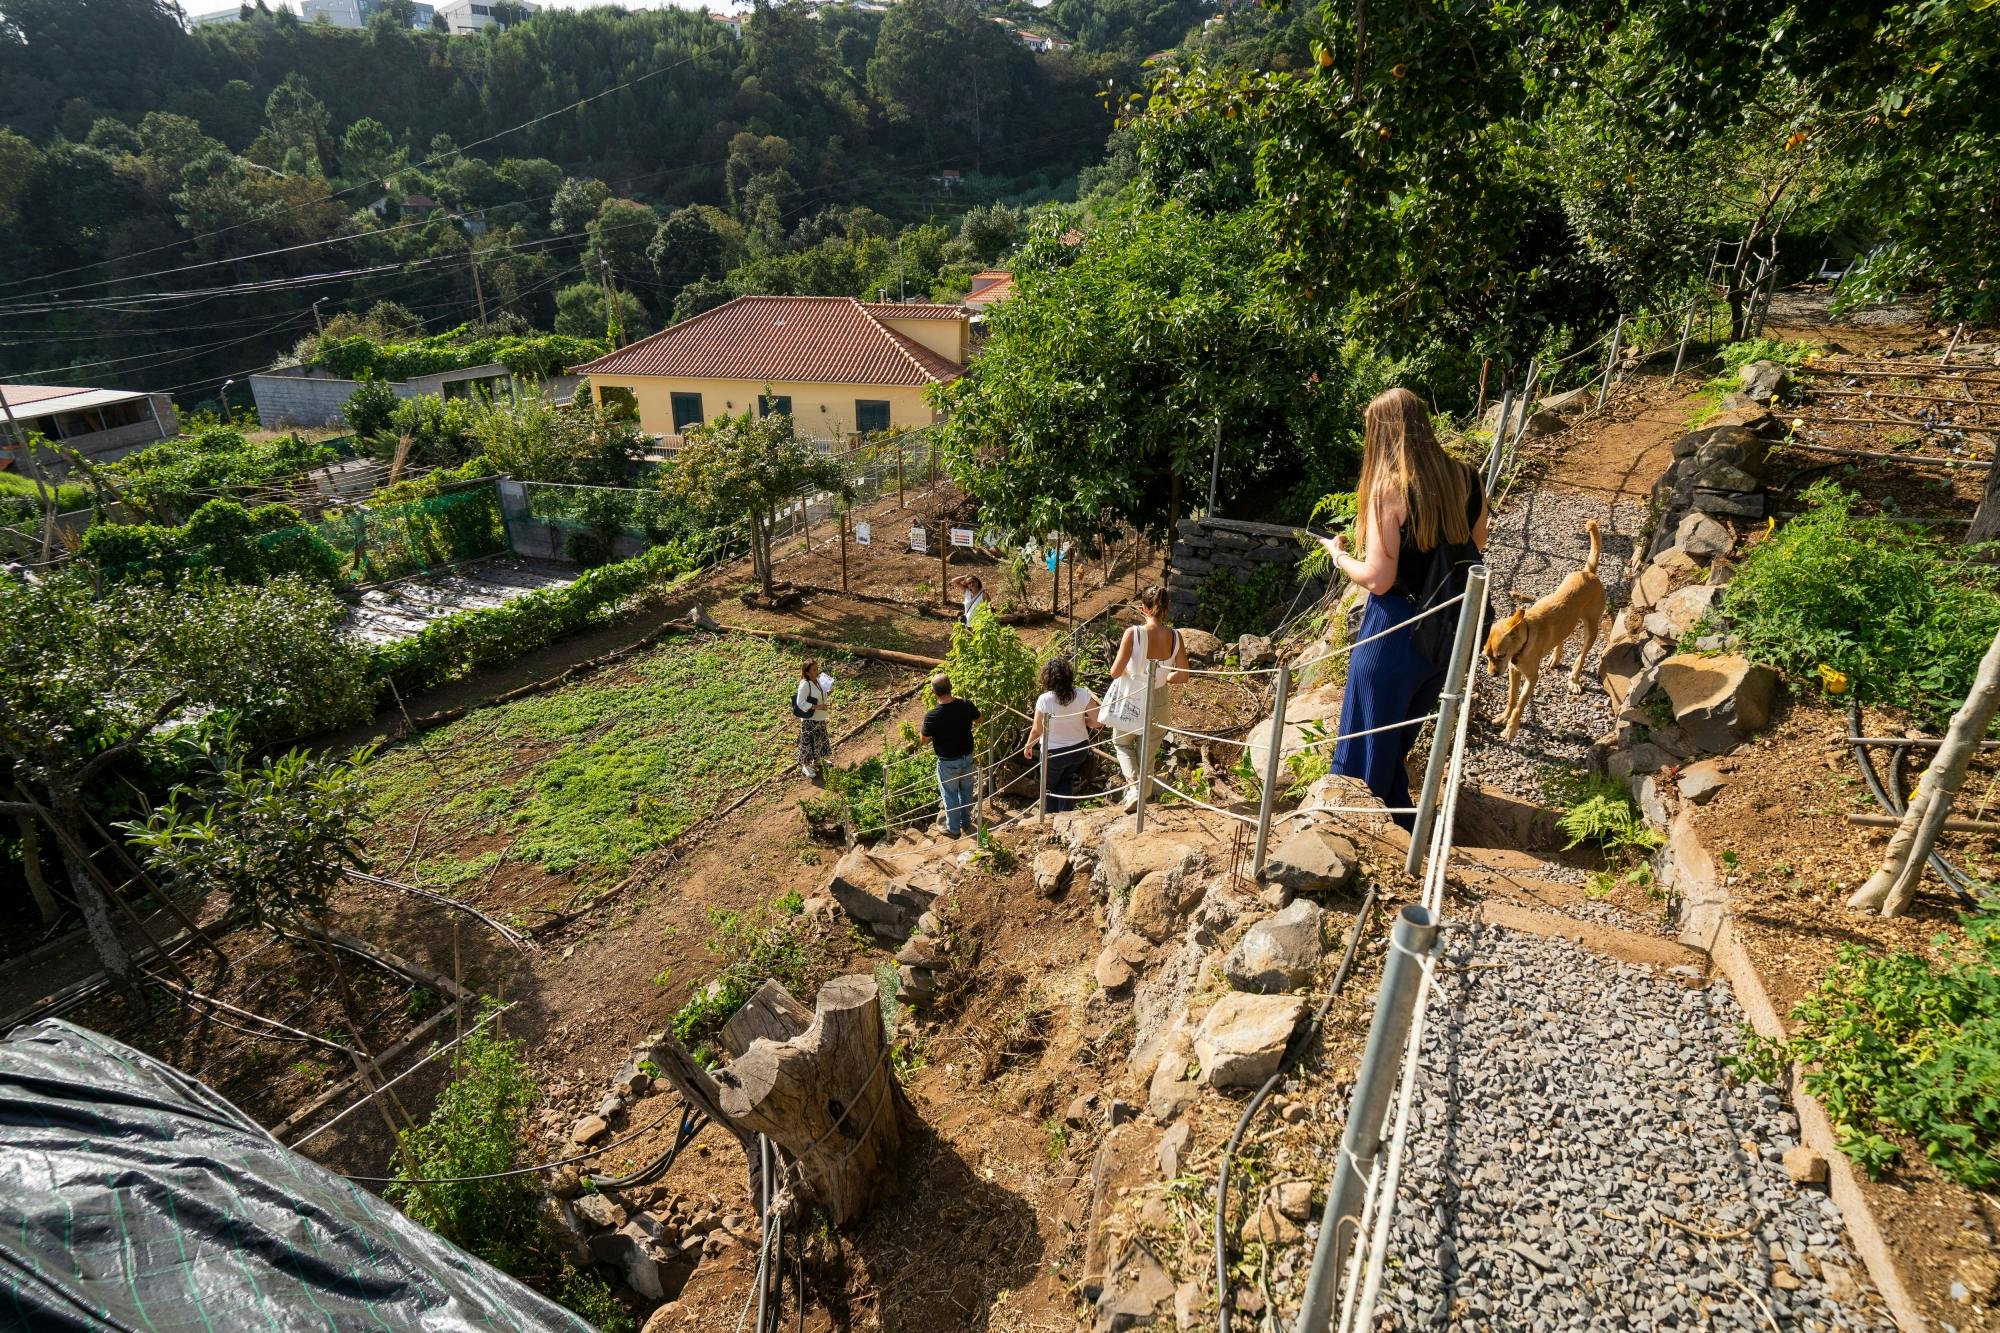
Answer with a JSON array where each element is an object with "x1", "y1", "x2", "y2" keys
[{"x1": 933, "y1": 203, "x2": 1380, "y2": 545}]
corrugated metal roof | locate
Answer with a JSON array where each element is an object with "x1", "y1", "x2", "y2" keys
[
  {"x1": 572, "y1": 296, "x2": 965, "y2": 386},
  {"x1": 1, "y1": 385, "x2": 154, "y2": 420}
]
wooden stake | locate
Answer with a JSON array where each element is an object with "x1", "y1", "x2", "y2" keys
[
  {"x1": 939, "y1": 522, "x2": 948, "y2": 608},
  {"x1": 840, "y1": 507, "x2": 849, "y2": 593}
]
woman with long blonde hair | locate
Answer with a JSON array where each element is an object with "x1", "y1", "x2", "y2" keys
[{"x1": 1317, "y1": 387, "x2": 1489, "y2": 824}]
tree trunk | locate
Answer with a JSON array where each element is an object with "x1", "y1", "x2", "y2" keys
[
  {"x1": 710, "y1": 974, "x2": 903, "y2": 1225},
  {"x1": 1968, "y1": 439, "x2": 2000, "y2": 545},
  {"x1": 1847, "y1": 624, "x2": 2000, "y2": 915},
  {"x1": 51, "y1": 791, "x2": 142, "y2": 1003},
  {"x1": 16, "y1": 814, "x2": 59, "y2": 925}
]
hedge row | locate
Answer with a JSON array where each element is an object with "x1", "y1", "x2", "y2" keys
[
  {"x1": 369, "y1": 543, "x2": 696, "y2": 697},
  {"x1": 312, "y1": 328, "x2": 605, "y2": 382}
]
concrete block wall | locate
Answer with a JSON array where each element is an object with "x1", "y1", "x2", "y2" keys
[
  {"x1": 1166, "y1": 515, "x2": 1326, "y2": 625},
  {"x1": 251, "y1": 364, "x2": 575, "y2": 429}
]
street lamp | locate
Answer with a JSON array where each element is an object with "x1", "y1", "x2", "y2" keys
[{"x1": 219, "y1": 378, "x2": 235, "y2": 424}]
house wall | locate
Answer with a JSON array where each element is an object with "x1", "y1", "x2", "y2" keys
[
  {"x1": 586, "y1": 374, "x2": 941, "y2": 443},
  {"x1": 873, "y1": 316, "x2": 967, "y2": 366}
]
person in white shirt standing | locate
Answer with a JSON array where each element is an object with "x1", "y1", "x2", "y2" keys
[
  {"x1": 1021, "y1": 657, "x2": 1098, "y2": 812},
  {"x1": 952, "y1": 574, "x2": 987, "y2": 626},
  {"x1": 793, "y1": 658, "x2": 832, "y2": 781}
]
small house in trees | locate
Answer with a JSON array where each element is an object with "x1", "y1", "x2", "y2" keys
[
  {"x1": 964, "y1": 271, "x2": 1014, "y2": 310},
  {"x1": 0, "y1": 384, "x2": 177, "y2": 475},
  {"x1": 571, "y1": 295, "x2": 970, "y2": 449}
]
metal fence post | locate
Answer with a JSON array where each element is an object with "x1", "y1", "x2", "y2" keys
[
  {"x1": 1596, "y1": 315, "x2": 1626, "y2": 410},
  {"x1": 1134, "y1": 662, "x2": 1156, "y2": 833},
  {"x1": 978, "y1": 743, "x2": 989, "y2": 840},
  {"x1": 1671, "y1": 298, "x2": 1698, "y2": 382},
  {"x1": 1483, "y1": 385, "x2": 1514, "y2": 484},
  {"x1": 1295, "y1": 904, "x2": 1441, "y2": 1333},
  {"x1": 1252, "y1": 663, "x2": 1291, "y2": 879},
  {"x1": 1037, "y1": 734, "x2": 1050, "y2": 828},
  {"x1": 1404, "y1": 565, "x2": 1488, "y2": 879},
  {"x1": 1503, "y1": 359, "x2": 1539, "y2": 465}
]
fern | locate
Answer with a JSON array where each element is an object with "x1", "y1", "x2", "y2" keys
[{"x1": 1555, "y1": 775, "x2": 1664, "y2": 855}]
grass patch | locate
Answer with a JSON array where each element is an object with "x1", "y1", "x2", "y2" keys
[
  {"x1": 1731, "y1": 905, "x2": 2000, "y2": 1190},
  {"x1": 1721, "y1": 481, "x2": 2000, "y2": 730},
  {"x1": 366, "y1": 634, "x2": 893, "y2": 888}
]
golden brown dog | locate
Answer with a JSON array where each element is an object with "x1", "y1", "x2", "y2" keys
[{"x1": 1484, "y1": 519, "x2": 1605, "y2": 740}]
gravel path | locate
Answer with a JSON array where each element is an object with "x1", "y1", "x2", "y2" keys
[
  {"x1": 1464, "y1": 486, "x2": 1646, "y2": 805},
  {"x1": 1374, "y1": 925, "x2": 1891, "y2": 1332}
]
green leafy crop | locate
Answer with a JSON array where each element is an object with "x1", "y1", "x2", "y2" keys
[
  {"x1": 1731, "y1": 906, "x2": 2000, "y2": 1190},
  {"x1": 1724, "y1": 482, "x2": 2000, "y2": 729}
]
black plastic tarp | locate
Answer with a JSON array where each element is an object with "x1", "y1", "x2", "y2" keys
[{"x1": 0, "y1": 1019, "x2": 598, "y2": 1332}]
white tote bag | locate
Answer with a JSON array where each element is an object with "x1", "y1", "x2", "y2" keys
[{"x1": 1098, "y1": 627, "x2": 1150, "y2": 735}]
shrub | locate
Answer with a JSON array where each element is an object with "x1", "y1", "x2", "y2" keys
[
  {"x1": 341, "y1": 376, "x2": 399, "y2": 439},
  {"x1": 669, "y1": 893, "x2": 834, "y2": 1065},
  {"x1": 813, "y1": 724, "x2": 939, "y2": 841},
  {"x1": 82, "y1": 497, "x2": 344, "y2": 588},
  {"x1": 387, "y1": 1026, "x2": 634, "y2": 1331},
  {"x1": 386, "y1": 394, "x2": 483, "y2": 467},
  {"x1": 103, "y1": 427, "x2": 338, "y2": 520},
  {"x1": 1723, "y1": 481, "x2": 2000, "y2": 729},
  {"x1": 940, "y1": 607, "x2": 1039, "y2": 757},
  {"x1": 310, "y1": 327, "x2": 605, "y2": 382},
  {"x1": 1732, "y1": 906, "x2": 2000, "y2": 1189}
]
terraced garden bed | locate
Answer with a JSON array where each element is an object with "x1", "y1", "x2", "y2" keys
[{"x1": 361, "y1": 631, "x2": 908, "y2": 923}]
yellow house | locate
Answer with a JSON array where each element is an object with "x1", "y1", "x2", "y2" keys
[{"x1": 571, "y1": 294, "x2": 970, "y2": 446}]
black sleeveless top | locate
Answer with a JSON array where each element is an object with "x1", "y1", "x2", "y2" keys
[{"x1": 1389, "y1": 462, "x2": 1485, "y2": 604}]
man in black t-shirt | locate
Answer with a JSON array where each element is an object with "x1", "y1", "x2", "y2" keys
[{"x1": 921, "y1": 674, "x2": 981, "y2": 837}]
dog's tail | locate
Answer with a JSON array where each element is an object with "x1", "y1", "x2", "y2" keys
[{"x1": 1583, "y1": 519, "x2": 1601, "y2": 577}]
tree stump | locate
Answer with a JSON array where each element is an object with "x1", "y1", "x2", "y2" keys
[{"x1": 711, "y1": 974, "x2": 904, "y2": 1225}]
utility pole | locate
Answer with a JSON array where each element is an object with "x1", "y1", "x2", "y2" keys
[
  {"x1": 311, "y1": 297, "x2": 326, "y2": 334},
  {"x1": 468, "y1": 249, "x2": 488, "y2": 325},
  {"x1": 598, "y1": 257, "x2": 623, "y2": 349}
]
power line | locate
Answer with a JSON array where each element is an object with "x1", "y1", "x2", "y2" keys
[{"x1": 0, "y1": 46, "x2": 720, "y2": 298}]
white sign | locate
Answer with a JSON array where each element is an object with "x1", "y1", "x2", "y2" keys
[
  {"x1": 854, "y1": 522, "x2": 871, "y2": 547},
  {"x1": 909, "y1": 525, "x2": 928, "y2": 554},
  {"x1": 949, "y1": 526, "x2": 976, "y2": 549}
]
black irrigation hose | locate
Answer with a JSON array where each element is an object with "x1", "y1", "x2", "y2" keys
[
  {"x1": 1215, "y1": 884, "x2": 1380, "y2": 1333},
  {"x1": 1847, "y1": 702, "x2": 1982, "y2": 909},
  {"x1": 584, "y1": 1105, "x2": 706, "y2": 1192}
]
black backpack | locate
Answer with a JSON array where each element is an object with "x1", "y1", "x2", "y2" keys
[{"x1": 1397, "y1": 465, "x2": 1485, "y2": 673}]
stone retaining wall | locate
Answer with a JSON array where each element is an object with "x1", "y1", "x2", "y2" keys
[{"x1": 1167, "y1": 516, "x2": 1326, "y2": 625}]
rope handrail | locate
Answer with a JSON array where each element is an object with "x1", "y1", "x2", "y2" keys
[
  {"x1": 1175, "y1": 660, "x2": 1282, "y2": 680},
  {"x1": 1290, "y1": 590, "x2": 1468, "y2": 673},
  {"x1": 1287, "y1": 711, "x2": 1441, "y2": 752},
  {"x1": 1150, "y1": 778, "x2": 1259, "y2": 826},
  {"x1": 1159, "y1": 722, "x2": 1254, "y2": 748}
]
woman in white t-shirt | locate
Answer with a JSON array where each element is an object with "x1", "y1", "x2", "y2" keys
[
  {"x1": 793, "y1": 659, "x2": 832, "y2": 780},
  {"x1": 953, "y1": 574, "x2": 987, "y2": 626},
  {"x1": 1020, "y1": 656, "x2": 1098, "y2": 812}
]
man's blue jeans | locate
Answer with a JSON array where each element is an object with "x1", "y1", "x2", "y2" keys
[{"x1": 937, "y1": 754, "x2": 977, "y2": 834}]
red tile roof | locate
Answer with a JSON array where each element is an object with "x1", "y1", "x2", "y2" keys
[
  {"x1": 573, "y1": 295, "x2": 965, "y2": 386},
  {"x1": 862, "y1": 301, "x2": 973, "y2": 321},
  {"x1": 965, "y1": 272, "x2": 1014, "y2": 305}
]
